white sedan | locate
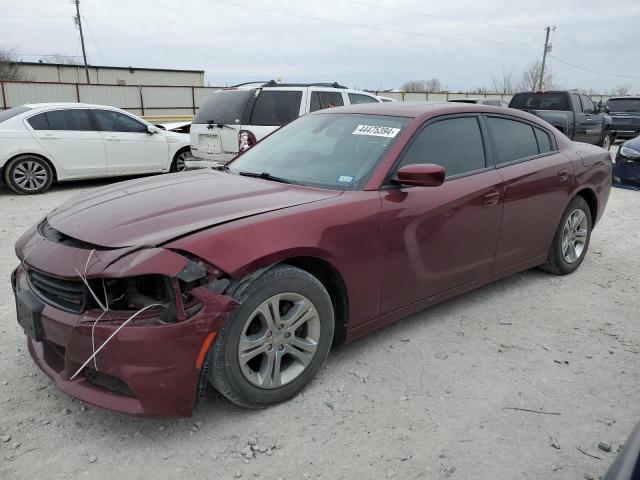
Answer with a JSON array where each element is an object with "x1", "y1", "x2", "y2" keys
[{"x1": 0, "y1": 103, "x2": 192, "y2": 194}]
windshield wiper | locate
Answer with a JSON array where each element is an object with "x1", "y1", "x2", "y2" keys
[{"x1": 237, "y1": 171, "x2": 292, "y2": 184}]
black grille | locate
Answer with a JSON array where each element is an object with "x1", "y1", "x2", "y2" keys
[
  {"x1": 84, "y1": 368, "x2": 135, "y2": 397},
  {"x1": 27, "y1": 268, "x2": 87, "y2": 314}
]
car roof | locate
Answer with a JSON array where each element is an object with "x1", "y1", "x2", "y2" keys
[
  {"x1": 313, "y1": 101, "x2": 521, "y2": 119},
  {"x1": 607, "y1": 96, "x2": 640, "y2": 100},
  {"x1": 23, "y1": 102, "x2": 125, "y2": 110}
]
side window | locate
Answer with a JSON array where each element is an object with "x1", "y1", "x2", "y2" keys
[
  {"x1": 399, "y1": 117, "x2": 486, "y2": 178},
  {"x1": 487, "y1": 117, "x2": 539, "y2": 164},
  {"x1": 249, "y1": 91, "x2": 302, "y2": 126},
  {"x1": 348, "y1": 93, "x2": 378, "y2": 105},
  {"x1": 94, "y1": 110, "x2": 147, "y2": 133},
  {"x1": 580, "y1": 95, "x2": 596, "y2": 114},
  {"x1": 310, "y1": 91, "x2": 344, "y2": 112},
  {"x1": 535, "y1": 128, "x2": 552, "y2": 153},
  {"x1": 44, "y1": 109, "x2": 95, "y2": 131},
  {"x1": 27, "y1": 113, "x2": 50, "y2": 130}
]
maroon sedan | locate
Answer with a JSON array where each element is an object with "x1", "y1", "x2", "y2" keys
[{"x1": 12, "y1": 102, "x2": 611, "y2": 417}]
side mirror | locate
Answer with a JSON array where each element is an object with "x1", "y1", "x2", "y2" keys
[
  {"x1": 394, "y1": 163, "x2": 445, "y2": 187},
  {"x1": 599, "y1": 104, "x2": 609, "y2": 114},
  {"x1": 147, "y1": 125, "x2": 158, "y2": 134}
]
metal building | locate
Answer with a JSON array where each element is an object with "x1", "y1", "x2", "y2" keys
[{"x1": 16, "y1": 62, "x2": 205, "y2": 86}]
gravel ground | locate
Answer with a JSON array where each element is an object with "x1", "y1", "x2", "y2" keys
[{"x1": 1, "y1": 149, "x2": 639, "y2": 480}]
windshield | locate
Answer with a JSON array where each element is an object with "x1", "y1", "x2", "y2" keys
[
  {"x1": 509, "y1": 92, "x2": 569, "y2": 111},
  {"x1": 193, "y1": 89, "x2": 254, "y2": 124},
  {"x1": 0, "y1": 106, "x2": 31, "y2": 124},
  {"x1": 606, "y1": 98, "x2": 640, "y2": 113},
  {"x1": 228, "y1": 113, "x2": 408, "y2": 190}
]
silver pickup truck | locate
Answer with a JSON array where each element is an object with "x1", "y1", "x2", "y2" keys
[{"x1": 509, "y1": 91, "x2": 616, "y2": 149}]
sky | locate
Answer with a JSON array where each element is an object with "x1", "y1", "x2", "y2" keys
[{"x1": 1, "y1": 0, "x2": 639, "y2": 94}]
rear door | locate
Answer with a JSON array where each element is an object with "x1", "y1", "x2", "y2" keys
[
  {"x1": 26, "y1": 108, "x2": 107, "y2": 177},
  {"x1": 486, "y1": 115, "x2": 574, "y2": 271},
  {"x1": 92, "y1": 109, "x2": 167, "y2": 174},
  {"x1": 380, "y1": 115, "x2": 503, "y2": 313}
]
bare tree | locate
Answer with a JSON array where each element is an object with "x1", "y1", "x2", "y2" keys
[
  {"x1": 41, "y1": 54, "x2": 81, "y2": 65},
  {"x1": 613, "y1": 85, "x2": 629, "y2": 96},
  {"x1": 517, "y1": 59, "x2": 554, "y2": 91},
  {"x1": 401, "y1": 78, "x2": 443, "y2": 93},
  {"x1": 0, "y1": 47, "x2": 26, "y2": 81},
  {"x1": 491, "y1": 68, "x2": 517, "y2": 94}
]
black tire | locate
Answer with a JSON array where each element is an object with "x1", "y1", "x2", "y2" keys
[
  {"x1": 540, "y1": 196, "x2": 592, "y2": 275},
  {"x1": 170, "y1": 148, "x2": 190, "y2": 172},
  {"x1": 208, "y1": 265, "x2": 334, "y2": 408},
  {"x1": 600, "y1": 133, "x2": 613, "y2": 150},
  {"x1": 4, "y1": 155, "x2": 54, "y2": 194}
]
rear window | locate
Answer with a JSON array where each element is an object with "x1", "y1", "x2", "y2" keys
[
  {"x1": 248, "y1": 90, "x2": 302, "y2": 126},
  {"x1": 310, "y1": 91, "x2": 344, "y2": 112},
  {"x1": 487, "y1": 117, "x2": 539, "y2": 164},
  {"x1": 193, "y1": 89, "x2": 255, "y2": 125},
  {"x1": 0, "y1": 106, "x2": 31, "y2": 124},
  {"x1": 606, "y1": 98, "x2": 640, "y2": 113},
  {"x1": 509, "y1": 93, "x2": 569, "y2": 111}
]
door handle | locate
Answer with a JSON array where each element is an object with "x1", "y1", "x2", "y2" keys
[
  {"x1": 104, "y1": 136, "x2": 120, "y2": 141},
  {"x1": 586, "y1": 116, "x2": 592, "y2": 120},
  {"x1": 557, "y1": 169, "x2": 569, "y2": 181},
  {"x1": 43, "y1": 133, "x2": 58, "y2": 139},
  {"x1": 483, "y1": 191, "x2": 500, "y2": 207}
]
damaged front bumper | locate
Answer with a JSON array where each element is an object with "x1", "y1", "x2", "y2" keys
[{"x1": 11, "y1": 224, "x2": 238, "y2": 417}]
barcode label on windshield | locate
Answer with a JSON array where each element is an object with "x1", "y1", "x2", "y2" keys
[{"x1": 352, "y1": 125, "x2": 401, "y2": 138}]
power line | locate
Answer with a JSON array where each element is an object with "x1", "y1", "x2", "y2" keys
[
  {"x1": 81, "y1": 13, "x2": 106, "y2": 64},
  {"x1": 347, "y1": 0, "x2": 545, "y2": 31},
  {"x1": 549, "y1": 55, "x2": 640, "y2": 80},
  {"x1": 0, "y1": 15, "x2": 68, "y2": 18},
  {"x1": 210, "y1": 0, "x2": 541, "y2": 46}
]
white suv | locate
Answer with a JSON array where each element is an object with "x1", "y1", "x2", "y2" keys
[
  {"x1": 187, "y1": 82, "x2": 381, "y2": 167},
  {"x1": 0, "y1": 103, "x2": 192, "y2": 194}
]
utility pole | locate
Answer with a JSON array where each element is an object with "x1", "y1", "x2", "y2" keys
[
  {"x1": 538, "y1": 26, "x2": 553, "y2": 91},
  {"x1": 74, "y1": 0, "x2": 90, "y2": 84}
]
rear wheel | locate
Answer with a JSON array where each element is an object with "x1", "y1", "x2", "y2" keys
[
  {"x1": 5, "y1": 155, "x2": 53, "y2": 194},
  {"x1": 600, "y1": 133, "x2": 613, "y2": 150},
  {"x1": 540, "y1": 196, "x2": 592, "y2": 275},
  {"x1": 207, "y1": 265, "x2": 334, "y2": 408}
]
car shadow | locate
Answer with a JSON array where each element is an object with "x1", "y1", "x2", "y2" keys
[{"x1": 58, "y1": 265, "x2": 554, "y2": 436}]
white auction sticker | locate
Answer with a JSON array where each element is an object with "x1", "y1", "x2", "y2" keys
[{"x1": 352, "y1": 125, "x2": 401, "y2": 138}]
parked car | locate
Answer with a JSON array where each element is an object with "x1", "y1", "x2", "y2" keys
[
  {"x1": 0, "y1": 103, "x2": 192, "y2": 194},
  {"x1": 449, "y1": 98, "x2": 509, "y2": 107},
  {"x1": 603, "y1": 420, "x2": 640, "y2": 480},
  {"x1": 613, "y1": 134, "x2": 640, "y2": 189},
  {"x1": 13, "y1": 102, "x2": 611, "y2": 417},
  {"x1": 155, "y1": 121, "x2": 191, "y2": 134},
  {"x1": 509, "y1": 91, "x2": 616, "y2": 149},
  {"x1": 376, "y1": 95, "x2": 397, "y2": 102},
  {"x1": 187, "y1": 81, "x2": 382, "y2": 168},
  {"x1": 605, "y1": 96, "x2": 640, "y2": 140}
]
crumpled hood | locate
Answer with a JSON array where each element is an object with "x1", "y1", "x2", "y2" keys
[{"x1": 47, "y1": 170, "x2": 340, "y2": 248}]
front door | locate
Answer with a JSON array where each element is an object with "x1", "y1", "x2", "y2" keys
[
  {"x1": 92, "y1": 109, "x2": 167, "y2": 173},
  {"x1": 380, "y1": 115, "x2": 503, "y2": 314}
]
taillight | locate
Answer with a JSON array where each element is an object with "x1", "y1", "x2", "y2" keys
[{"x1": 239, "y1": 130, "x2": 257, "y2": 152}]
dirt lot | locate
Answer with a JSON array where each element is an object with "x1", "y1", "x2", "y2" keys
[{"x1": 1, "y1": 153, "x2": 639, "y2": 479}]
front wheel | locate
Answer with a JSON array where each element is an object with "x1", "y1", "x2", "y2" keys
[
  {"x1": 170, "y1": 149, "x2": 191, "y2": 172},
  {"x1": 600, "y1": 133, "x2": 613, "y2": 150},
  {"x1": 540, "y1": 196, "x2": 592, "y2": 275},
  {"x1": 207, "y1": 265, "x2": 334, "y2": 408}
]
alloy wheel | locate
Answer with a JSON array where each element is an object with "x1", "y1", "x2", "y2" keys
[
  {"x1": 175, "y1": 151, "x2": 190, "y2": 172},
  {"x1": 12, "y1": 160, "x2": 49, "y2": 191},
  {"x1": 237, "y1": 293, "x2": 321, "y2": 389},
  {"x1": 561, "y1": 209, "x2": 588, "y2": 264}
]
